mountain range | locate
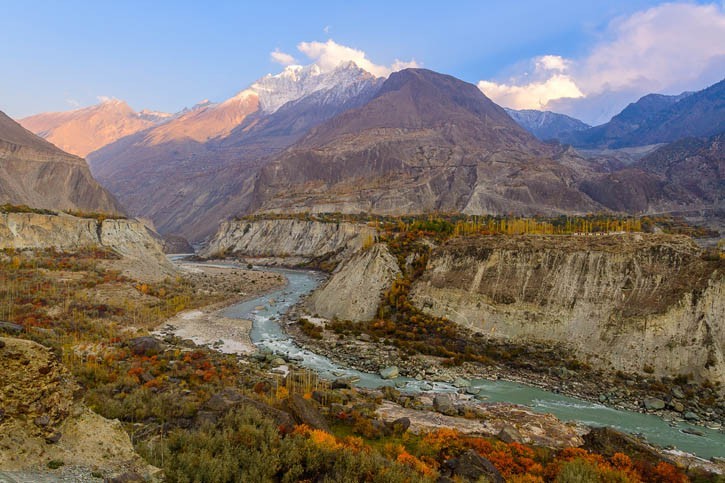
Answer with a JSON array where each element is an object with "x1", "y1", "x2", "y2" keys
[
  {"x1": 504, "y1": 108, "x2": 590, "y2": 140},
  {"x1": 0, "y1": 110, "x2": 123, "y2": 214},
  {"x1": 15, "y1": 64, "x2": 724, "y2": 241},
  {"x1": 557, "y1": 79, "x2": 724, "y2": 148},
  {"x1": 20, "y1": 99, "x2": 172, "y2": 158}
]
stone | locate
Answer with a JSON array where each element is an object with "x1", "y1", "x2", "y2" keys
[
  {"x1": 497, "y1": 425, "x2": 522, "y2": 444},
  {"x1": 286, "y1": 394, "x2": 330, "y2": 432},
  {"x1": 0, "y1": 339, "x2": 5, "y2": 349},
  {"x1": 331, "y1": 379, "x2": 352, "y2": 390},
  {"x1": 465, "y1": 387, "x2": 480, "y2": 395},
  {"x1": 433, "y1": 394, "x2": 457, "y2": 416},
  {"x1": 672, "y1": 387, "x2": 686, "y2": 399},
  {"x1": 446, "y1": 449, "x2": 504, "y2": 483},
  {"x1": 453, "y1": 377, "x2": 471, "y2": 388},
  {"x1": 643, "y1": 397, "x2": 666, "y2": 411},
  {"x1": 379, "y1": 366, "x2": 399, "y2": 379},
  {"x1": 684, "y1": 411, "x2": 700, "y2": 421},
  {"x1": 671, "y1": 401, "x2": 685, "y2": 413},
  {"x1": 387, "y1": 417, "x2": 411, "y2": 434},
  {"x1": 126, "y1": 336, "x2": 162, "y2": 357},
  {"x1": 269, "y1": 357, "x2": 286, "y2": 367},
  {"x1": 34, "y1": 414, "x2": 51, "y2": 427},
  {"x1": 599, "y1": 394, "x2": 608, "y2": 403},
  {"x1": 45, "y1": 431, "x2": 62, "y2": 444}
]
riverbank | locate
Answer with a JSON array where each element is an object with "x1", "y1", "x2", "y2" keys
[
  {"x1": 285, "y1": 296, "x2": 725, "y2": 433},
  {"x1": 155, "y1": 262, "x2": 286, "y2": 354}
]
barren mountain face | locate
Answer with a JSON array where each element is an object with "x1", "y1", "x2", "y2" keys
[
  {"x1": 0, "y1": 110, "x2": 123, "y2": 214},
  {"x1": 20, "y1": 99, "x2": 169, "y2": 158}
]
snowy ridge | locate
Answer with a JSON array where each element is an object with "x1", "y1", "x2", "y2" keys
[{"x1": 246, "y1": 61, "x2": 379, "y2": 113}]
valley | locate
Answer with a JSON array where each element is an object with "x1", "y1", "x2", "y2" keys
[{"x1": 1, "y1": 17, "x2": 723, "y2": 480}]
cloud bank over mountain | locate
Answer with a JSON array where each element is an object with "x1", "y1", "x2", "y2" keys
[
  {"x1": 478, "y1": 2, "x2": 725, "y2": 124},
  {"x1": 270, "y1": 39, "x2": 420, "y2": 77}
]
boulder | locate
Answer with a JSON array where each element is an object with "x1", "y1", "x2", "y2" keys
[
  {"x1": 672, "y1": 387, "x2": 686, "y2": 399},
  {"x1": 684, "y1": 411, "x2": 700, "y2": 421},
  {"x1": 497, "y1": 425, "x2": 522, "y2": 443},
  {"x1": 433, "y1": 394, "x2": 457, "y2": 416},
  {"x1": 445, "y1": 449, "x2": 504, "y2": 483},
  {"x1": 379, "y1": 366, "x2": 399, "y2": 379},
  {"x1": 286, "y1": 394, "x2": 330, "y2": 432},
  {"x1": 643, "y1": 397, "x2": 666, "y2": 411},
  {"x1": 671, "y1": 401, "x2": 685, "y2": 413},
  {"x1": 386, "y1": 417, "x2": 411, "y2": 435},
  {"x1": 126, "y1": 336, "x2": 162, "y2": 356},
  {"x1": 453, "y1": 377, "x2": 470, "y2": 388}
]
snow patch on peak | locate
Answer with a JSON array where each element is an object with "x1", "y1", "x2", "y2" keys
[{"x1": 249, "y1": 61, "x2": 377, "y2": 113}]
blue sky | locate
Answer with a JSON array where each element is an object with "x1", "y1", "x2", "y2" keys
[{"x1": 2, "y1": 0, "x2": 723, "y2": 124}]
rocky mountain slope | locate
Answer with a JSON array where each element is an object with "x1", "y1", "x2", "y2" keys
[
  {"x1": 0, "y1": 111, "x2": 123, "y2": 214},
  {"x1": 504, "y1": 108, "x2": 590, "y2": 140},
  {"x1": 409, "y1": 234, "x2": 723, "y2": 383},
  {"x1": 252, "y1": 68, "x2": 605, "y2": 216},
  {"x1": 579, "y1": 133, "x2": 724, "y2": 213},
  {"x1": 20, "y1": 99, "x2": 171, "y2": 157},
  {"x1": 87, "y1": 62, "x2": 382, "y2": 241},
  {"x1": 559, "y1": 79, "x2": 723, "y2": 148}
]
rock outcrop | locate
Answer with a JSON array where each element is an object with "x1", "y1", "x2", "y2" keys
[
  {"x1": 0, "y1": 212, "x2": 174, "y2": 281},
  {"x1": 0, "y1": 337, "x2": 155, "y2": 477},
  {"x1": 201, "y1": 218, "x2": 376, "y2": 265},
  {"x1": 410, "y1": 234, "x2": 724, "y2": 383},
  {"x1": 307, "y1": 243, "x2": 400, "y2": 321}
]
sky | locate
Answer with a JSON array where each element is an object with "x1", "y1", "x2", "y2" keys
[{"x1": 1, "y1": 0, "x2": 724, "y2": 125}]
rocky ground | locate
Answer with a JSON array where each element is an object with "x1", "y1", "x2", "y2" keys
[
  {"x1": 0, "y1": 337, "x2": 157, "y2": 481},
  {"x1": 285, "y1": 304, "x2": 725, "y2": 432},
  {"x1": 154, "y1": 263, "x2": 286, "y2": 354}
]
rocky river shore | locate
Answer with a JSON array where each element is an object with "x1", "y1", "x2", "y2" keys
[{"x1": 282, "y1": 302, "x2": 725, "y2": 433}]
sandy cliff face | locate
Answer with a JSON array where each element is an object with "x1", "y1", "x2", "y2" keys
[
  {"x1": 409, "y1": 234, "x2": 724, "y2": 382},
  {"x1": 0, "y1": 212, "x2": 174, "y2": 281},
  {"x1": 307, "y1": 243, "x2": 400, "y2": 321},
  {"x1": 201, "y1": 219, "x2": 376, "y2": 263}
]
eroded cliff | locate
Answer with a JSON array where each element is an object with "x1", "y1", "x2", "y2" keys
[
  {"x1": 409, "y1": 234, "x2": 724, "y2": 382},
  {"x1": 201, "y1": 218, "x2": 376, "y2": 265},
  {"x1": 307, "y1": 243, "x2": 400, "y2": 321},
  {"x1": 0, "y1": 212, "x2": 174, "y2": 281}
]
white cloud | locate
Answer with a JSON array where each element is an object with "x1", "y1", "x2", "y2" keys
[
  {"x1": 270, "y1": 48, "x2": 297, "y2": 66},
  {"x1": 297, "y1": 39, "x2": 420, "y2": 77},
  {"x1": 478, "y1": 74, "x2": 584, "y2": 110},
  {"x1": 478, "y1": 3, "x2": 725, "y2": 123},
  {"x1": 96, "y1": 95, "x2": 120, "y2": 103}
]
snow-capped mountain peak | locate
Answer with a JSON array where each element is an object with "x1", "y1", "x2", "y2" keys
[{"x1": 246, "y1": 61, "x2": 378, "y2": 113}]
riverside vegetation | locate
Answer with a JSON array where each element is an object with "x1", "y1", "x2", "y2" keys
[{"x1": 0, "y1": 224, "x2": 720, "y2": 481}]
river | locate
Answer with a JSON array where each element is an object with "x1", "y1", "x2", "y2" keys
[{"x1": 219, "y1": 266, "x2": 725, "y2": 460}]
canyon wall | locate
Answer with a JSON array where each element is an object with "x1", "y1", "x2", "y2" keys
[
  {"x1": 201, "y1": 218, "x2": 376, "y2": 264},
  {"x1": 409, "y1": 234, "x2": 723, "y2": 382},
  {"x1": 0, "y1": 212, "x2": 174, "y2": 280}
]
